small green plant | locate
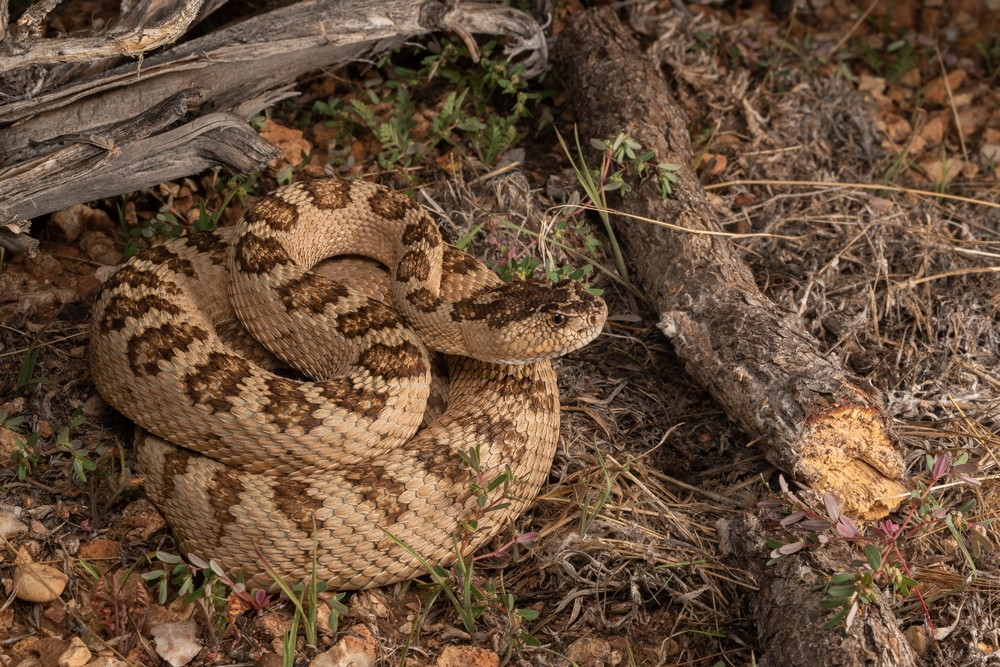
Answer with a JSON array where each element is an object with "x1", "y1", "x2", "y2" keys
[
  {"x1": 82, "y1": 560, "x2": 150, "y2": 656},
  {"x1": 56, "y1": 408, "x2": 96, "y2": 482},
  {"x1": 976, "y1": 35, "x2": 1000, "y2": 77},
  {"x1": 255, "y1": 529, "x2": 348, "y2": 666},
  {"x1": 383, "y1": 443, "x2": 542, "y2": 662},
  {"x1": 195, "y1": 171, "x2": 259, "y2": 232},
  {"x1": 143, "y1": 550, "x2": 279, "y2": 643},
  {"x1": 578, "y1": 438, "x2": 627, "y2": 537},
  {"x1": 761, "y1": 452, "x2": 985, "y2": 633}
]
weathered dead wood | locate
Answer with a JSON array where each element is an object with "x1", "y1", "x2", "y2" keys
[
  {"x1": 0, "y1": 219, "x2": 38, "y2": 257},
  {"x1": 0, "y1": 0, "x2": 546, "y2": 252},
  {"x1": 554, "y1": 8, "x2": 907, "y2": 521},
  {"x1": 729, "y1": 511, "x2": 917, "y2": 667}
]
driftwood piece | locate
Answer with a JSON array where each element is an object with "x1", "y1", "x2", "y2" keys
[
  {"x1": 729, "y1": 511, "x2": 918, "y2": 667},
  {"x1": 554, "y1": 8, "x2": 907, "y2": 521},
  {"x1": 0, "y1": 0, "x2": 546, "y2": 246}
]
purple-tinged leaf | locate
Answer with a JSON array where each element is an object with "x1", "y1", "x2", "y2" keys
[
  {"x1": 879, "y1": 519, "x2": 898, "y2": 538},
  {"x1": 931, "y1": 508, "x2": 947, "y2": 519},
  {"x1": 931, "y1": 454, "x2": 949, "y2": 480},
  {"x1": 516, "y1": 532, "x2": 538, "y2": 544},
  {"x1": 188, "y1": 553, "x2": 208, "y2": 569},
  {"x1": 232, "y1": 582, "x2": 245, "y2": 594},
  {"x1": 255, "y1": 589, "x2": 268, "y2": 606},
  {"x1": 824, "y1": 494, "x2": 841, "y2": 523},
  {"x1": 757, "y1": 499, "x2": 785, "y2": 508},
  {"x1": 779, "y1": 474, "x2": 789, "y2": 493},
  {"x1": 953, "y1": 463, "x2": 977, "y2": 474},
  {"x1": 801, "y1": 520, "x2": 833, "y2": 531},
  {"x1": 956, "y1": 474, "x2": 982, "y2": 486},
  {"x1": 818, "y1": 534, "x2": 830, "y2": 544},
  {"x1": 769, "y1": 548, "x2": 784, "y2": 560},
  {"x1": 780, "y1": 510, "x2": 807, "y2": 526},
  {"x1": 836, "y1": 516, "x2": 860, "y2": 538},
  {"x1": 779, "y1": 541, "x2": 805, "y2": 555}
]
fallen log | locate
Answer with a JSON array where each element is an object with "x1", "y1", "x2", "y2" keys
[
  {"x1": 554, "y1": 7, "x2": 907, "y2": 522},
  {"x1": 728, "y1": 511, "x2": 918, "y2": 667},
  {"x1": 0, "y1": 0, "x2": 546, "y2": 233}
]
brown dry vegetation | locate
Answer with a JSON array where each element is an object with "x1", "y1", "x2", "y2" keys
[{"x1": 3, "y1": 0, "x2": 1000, "y2": 666}]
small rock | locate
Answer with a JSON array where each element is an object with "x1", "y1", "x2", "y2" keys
[
  {"x1": 30, "y1": 520, "x2": 47, "y2": 535},
  {"x1": 564, "y1": 636, "x2": 612, "y2": 667},
  {"x1": 310, "y1": 626, "x2": 375, "y2": 667},
  {"x1": 94, "y1": 265, "x2": 118, "y2": 283},
  {"x1": 60, "y1": 534, "x2": 81, "y2": 556},
  {"x1": 78, "y1": 539, "x2": 120, "y2": 561},
  {"x1": 43, "y1": 603, "x2": 67, "y2": 627},
  {"x1": 50, "y1": 206, "x2": 85, "y2": 243},
  {"x1": 57, "y1": 637, "x2": 91, "y2": 667},
  {"x1": 81, "y1": 395, "x2": 111, "y2": 419},
  {"x1": 904, "y1": 624, "x2": 930, "y2": 656},
  {"x1": 923, "y1": 70, "x2": 967, "y2": 106},
  {"x1": 0, "y1": 510, "x2": 29, "y2": 540},
  {"x1": 919, "y1": 157, "x2": 965, "y2": 186},
  {"x1": 433, "y1": 646, "x2": 500, "y2": 667},
  {"x1": 981, "y1": 144, "x2": 1000, "y2": 164},
  {"x1": 15, "y1": 659, "x2": 40, "y2": 667},
  {"x1": 86, "y1": 658, "x2": 128, "y2": 667},
  {"x1": 115, "y1": 499, "x2": 167, "y2": 541},
  {"x1": 13, "y1": 562, "x2": 69, "y2": 602},
  {"x1": 79, "y1": 231, "x2": 123, "y2": 266},
  {"x1": 255, "y1": 652, "x2": 284, "y2": 667},
  {"x1": 150, "y1": 620, "x2": 201, "y2": 667}
]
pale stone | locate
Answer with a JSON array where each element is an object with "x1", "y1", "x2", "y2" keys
[
  {"x1": 150, "y1": 620, "x2": 201, "y2": 667},
  {"x1": 85, "y1": 658, "x2": 128, "y2": 667},
  {"x1": 310, "y1": 626, "x2": 375, "y2": 667},
  {"x1": 57, "y1": 637, "x2": 91, "y2": 667},
  {"x1": 13, "y1": 563, "x2": 69, "y2": 602},
  {"x1": 0, "y1": 510, "x2": 28, "y2": 539},
  {"x1": 433, "y1": 646, "x2": 501, "y2": 667}
]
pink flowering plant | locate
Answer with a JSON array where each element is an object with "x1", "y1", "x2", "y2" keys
[{"x1": 759, "y1": 452, "x2": 986, "y2": 633}]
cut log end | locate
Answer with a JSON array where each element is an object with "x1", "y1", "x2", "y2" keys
[{"x1": 796, "y1": 405, "x2": 907, "y2": 520}]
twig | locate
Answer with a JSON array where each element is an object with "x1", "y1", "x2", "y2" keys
[{"x1": 706, "y1": 179, "x2": 1000, "y2": 209}]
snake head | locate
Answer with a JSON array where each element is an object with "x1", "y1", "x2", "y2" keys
[{"x1": 454, "y1": 279, "x2": 608, "y2": 364}]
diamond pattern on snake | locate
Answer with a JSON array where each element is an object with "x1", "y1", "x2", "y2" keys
[{"x1": 90, "y1": 177, "x2": 607, "y2": 590}]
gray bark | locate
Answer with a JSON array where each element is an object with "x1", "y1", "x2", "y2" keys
[{"x1": 554, "y1": 7, "x2": 907, "y2": 521}]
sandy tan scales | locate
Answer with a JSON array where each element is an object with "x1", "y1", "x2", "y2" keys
[{"x1": 90, "y1": 177, "x2": 607, "y2": 589}]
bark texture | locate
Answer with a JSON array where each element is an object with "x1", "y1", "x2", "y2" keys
[
  {"x1": 0, "y1": 0, "x2": 546, "y2": 234},
  {"x1": 554, "y1": 7, "x2": 907, "y2": 521},
  {"x1": 729, "y1": 511, "x2": 918, "y2": 667}
]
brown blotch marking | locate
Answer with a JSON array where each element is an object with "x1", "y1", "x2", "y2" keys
[
  {"x1": 233, "y1": 233, "x2": 293, "y2": 274},
  {"x1": 400, "y1": 216, "x2": 441, "y2": 248},
  {"x1": 344, "y1": 463, "x2": 407, "y2": 522},
  {"x1": 99, "y1": 293, "x2": 180, "y2": 333},
  {"x1": 450, "y1": 280, "x2": 581, "y2": 328},
  {"x1": 317, "y1": 379, "x2": 389, "y2": 420},
  {"x1": 104, "y1": 264, "x2": 181, "y2": 297},
  {"x1": 368, "y1": 188, "x2": 419, "y2": 221},
  {"x1": 441, "y1": 248, "x2": 482, "y2": 276},
  {"x1": 303, "y1": 179, "x2": 352, "y2": 210},
  {"x1": 208, "y1": 467, "x2": 246, "y2": 535},
  {"x1": 395, "y1": 250, "x2": 431, "y2": 282},
  {"x1": 142, "y1": 244, "x2": 195, "y2": 277},
  {"x1": 277, "y1": 272, "x2": 349, "y2": 315},
  {"x1": 262, "y1": 376, "x2": 322, "y2": 430},
  {"x1": 245, "y1": 196, "x2": 300, "y2": 232},
  {"x1": 185, "y1": 231, "x2": 228, "y2": 264},
  {"x1": 127, "y1": 321, "x2": 206, "y2": 377},
  {"x1": 186, "y1": 352, "x2": 253, "y2": 413},
  {"x1": 335, "y1": 299, "x2": 399, "y2": 338},
  {"x1": 405, "y1": 287, "x2": 442, "y2": 313},
  {"x1": 357, "y1": 342, "x2": 428, "y2": 379},
  {"x1": 162, "y1": 446, "x2": 197, "y2": 495},
  {"x1": 275, "y1": 479, "x2": 324, "y2": 530}
]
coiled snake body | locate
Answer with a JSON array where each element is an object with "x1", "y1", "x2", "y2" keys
[{"x1": 90, "y1": 178, "x2": 606, "y2": 589}]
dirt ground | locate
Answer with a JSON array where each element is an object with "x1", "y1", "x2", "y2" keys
[{"x1": 3, "y1": 0, "x2": 1000, "y2": 665}]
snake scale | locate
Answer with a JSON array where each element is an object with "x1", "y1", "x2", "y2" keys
[{"x1": 90, "y1": 177, "x2": 607, "y2": 590}]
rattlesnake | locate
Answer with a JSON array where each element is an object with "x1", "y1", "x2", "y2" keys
[{"x1": 89, "y1": 177, "x2": 607, "y2": 589}]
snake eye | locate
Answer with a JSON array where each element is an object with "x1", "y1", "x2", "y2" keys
[{"x1": 551, "y1": 313, "x2": 567, "y2": 326}]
